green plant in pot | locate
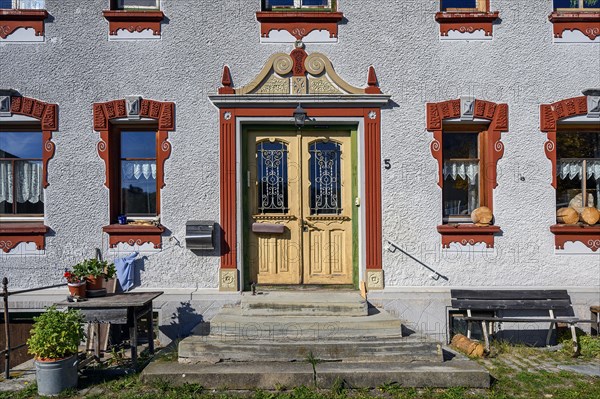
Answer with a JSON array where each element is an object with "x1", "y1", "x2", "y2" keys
[
  {"x1": 73, "y1": 259, "x2": 116, "y2": 291},
  {"x1": 27, "y1": 306, "x2": 85, "y2": 396}
]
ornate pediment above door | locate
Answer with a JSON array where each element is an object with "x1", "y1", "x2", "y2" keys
[{"x1": 214, "y1": 46, "x2": 387, "y2": 102}]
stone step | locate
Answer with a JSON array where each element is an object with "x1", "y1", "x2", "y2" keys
[
  {"x1": 195, "y1": 307, "x2": 402, "y2": 339},
  {"x1": 141, "y1": 359, "x2": 490, "y2": 389},
  {"x1": 178, "y1": 336, "x2": 442, "y2": 364},
  {"x1": 240, "y1": 292, "x2": 368, "y2": 317}
]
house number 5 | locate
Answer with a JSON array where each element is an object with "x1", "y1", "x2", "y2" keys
[{"x1": 384, "y1": 159, "x2": 391, "y2": 170}]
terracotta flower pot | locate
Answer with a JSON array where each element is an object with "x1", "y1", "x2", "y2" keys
[
  {"x1": 86, "y1": 275, "x2": 105, "y2": 291},
  {"x1": 67, "y1": 282, "x2": 86, "y2": 298}
]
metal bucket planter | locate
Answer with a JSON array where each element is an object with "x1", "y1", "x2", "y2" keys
[{"x1": 35, "y1": 355, "x2": 78, "y2": 396}]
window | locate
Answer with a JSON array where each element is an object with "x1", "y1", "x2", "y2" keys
[
  {"x1": 427, "y1": 98, "x2": 508, "y2": 248},
  {"x1": 556, "y1": 131, "x2": 600, "y2": 214},
  {"x1": 113, "y1": 0, "x2": 159, "y2": 10},
  {"x1": 0, "y1": 0, "x2": 48, "y2": 42},
  {"x1": 554, "y1": 0, "x2": 600, "y2": 11},
  {"x1": 549, "y1": 0, "x2": 600, "y2": 42},
  {"x1": 443, "y1": 133, "x2": 480, "y2": 222},
  {"x1": 257, "y1": 0, "x2": 342, "y2": 43},
  {"x1": 263, "y1": 0, "x2": 333, "y2": 10},
  {"x1": 435, "y1": 0, "x2": 499, "y2": 39},
  {"x1": 0, "y1": 0, "x2": 44, "y2": 9},
  {"x1": 441, "y1": 0, "x2": 487, "y2": 12},
  {"x1": 93, "y1": 98, "x2": 173, "y2": 249},
  {"x1": 104, "y1": 0, "x2": 164, "y2": 40},
  {"x1": 119, "y1": 131, "x2": 157, "y2": 218},
  {"x1": 541, "y1": 94, "x2": 600, "y2": 252},
  {"x1": 0, "y1": 131, "x2": 44, "y2": 217}
]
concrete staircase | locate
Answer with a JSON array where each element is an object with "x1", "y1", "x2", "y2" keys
[{"x1": 142, "y1": 292, "x2": 490, "y2": 388}]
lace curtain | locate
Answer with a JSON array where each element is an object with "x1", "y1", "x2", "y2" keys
[
  {"x1": 443, "y1": 160, "x2": 479, "y2": 185},
  {"x1": 122, "y1": 161, "x2": 157, "y2": 181},
  {"x1": 0, "y1": 161, "x2": 43, "y2": 204},
  {"x1": 13, "y1": 0, "x2": 45, "y2": 9},
  {"x1": 558, "y1": 160, "x2": 600, "y2": 180}
]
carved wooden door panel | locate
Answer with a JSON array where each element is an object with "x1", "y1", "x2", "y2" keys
[
  {"x1": 301, "y1": 133, "x2": 353, "y2": 285},
  {"x1": 247, "y1": 132, "x2": 302, "y2": 285}
]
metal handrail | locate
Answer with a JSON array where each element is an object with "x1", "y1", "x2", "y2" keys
[
  {"x1": 386, "y1": 240, "x2": 448, "y2": 282},
  {"x1": 2, "y1": 277, "x2": 67, "y2": 379}
]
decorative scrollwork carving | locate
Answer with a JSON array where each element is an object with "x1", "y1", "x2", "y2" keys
[
  {"x1": 494, "y1": 140, "x2": 504, "y2": 153},
  {"x1": 305, "y1": 53, "x2": 327, "y2": 75},
  {"x1": 273, "y1": 54, "x2": 293, "y2": 75}
]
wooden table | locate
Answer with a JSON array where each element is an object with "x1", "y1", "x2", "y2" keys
[{"x1": 57, "y1": 292, "x2": 163, "y2": 367}]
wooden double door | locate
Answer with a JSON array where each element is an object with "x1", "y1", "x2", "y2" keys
[{"x1": 246, "y1": 130, "x2": 355, "y2": 285}]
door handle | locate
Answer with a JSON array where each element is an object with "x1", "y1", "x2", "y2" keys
[{"x1": 302, "y1": 219, "x2": 318, "y2": 232}]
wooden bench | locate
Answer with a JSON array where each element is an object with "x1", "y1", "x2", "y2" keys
[{"x1": 450, "y1": 289, "x2": 594, "y2": 355}]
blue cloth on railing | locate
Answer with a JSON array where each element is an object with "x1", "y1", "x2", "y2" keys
[{"x1": 114, "y1": 252, "x2": 139, "y2": 292}]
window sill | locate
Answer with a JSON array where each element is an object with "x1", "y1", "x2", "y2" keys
[
  {"x1": 435, "y1": 11, "x2": 500, "y2": 38},
  {"x1": 548, "y1": 11, "x2": 600, "y2": 41},
  {"x1": 437, "y1": 224, "x2": 501, "y2": 248},
  {"x1": 550, "y1": 224, "x2": 600, "y2": 252},
  {"x1": 102, "y1": 10, "x2": 164, "y2": 37},
  {"x1": 102, "y1": 224, "x2": 165, "y2": 249},
  {"x1": 0, "y1": 9, "x2": 48, "y2": 40},
  {"x1": 0, "y1": 222, "x2": 49, "y2": 253},
  {"x1": 255, "y1": 11, "x2": 344, "y2": 43}
]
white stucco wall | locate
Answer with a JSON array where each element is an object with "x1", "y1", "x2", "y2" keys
[{"x1": 0, "y1": 0, "x2": 598, "y2": 302}]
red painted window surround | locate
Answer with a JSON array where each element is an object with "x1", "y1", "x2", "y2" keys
[
  {"x1": 426, "y1": 98, "x2": 509, "y2": 249},
  {"x1": 93, "y1": 98, "x2": 174, "y2": 249},
  {"x1": 0, "y1": 9, "x2": 48, "y2": 39},
  {"x1": 435, "y1": 11, "x2": 500, "y2": 37},
  {"x1": 548, "y1": 11, "x2": 600, "y2": 41},
  {"x1": 255, "y1": 11, "x2": 344, "y2": 41},
  {"x1": 102, "y1": 10, "x2": 165, "y2": 37},
  {"x1": 540, "y1": 95, "x2": 600, "y2": 252},
  {"x1": 0, "y1": 95, "x2": 57, "y2": 253}
]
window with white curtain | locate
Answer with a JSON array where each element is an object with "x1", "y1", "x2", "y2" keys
[
  {"x1": 0, "y1": 0, "x2": 45, "y2": 9},
  {"x1": 263, "y1": 0, "x2": 332, "y2": 10},
  {"x1": 442, "y1": 132, "x2": 480, "y2": 222},
  {"x1": 114, "y1": 0, "x2": 160, "y2": 10},
  {"x1": 556, "y1": 131, "x2": 600, "y2": 213},
  {"x1": 120, "y1": 131, "x2": 157, "y2": 217},
  {"x1": 441, "y1": 0, "x2": 487, "y2": 12},
  {"x1": 0, "y1": 131, "x2": 44, "y2": 216}
]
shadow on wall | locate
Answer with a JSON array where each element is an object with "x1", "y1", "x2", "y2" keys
[{"x1": 160, "y1": 301, "x2": 204, "y2": 342}]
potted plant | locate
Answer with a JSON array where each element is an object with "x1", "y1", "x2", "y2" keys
[
  {"x1": 64, "y1": 270, "x2": 86, "y2": 298},
  {"x1": 73, "y1": 259, "x2": 116, "y2": 291},
  {"x1": 27, "y1": 306, "x2": 85, "y2": 396}
]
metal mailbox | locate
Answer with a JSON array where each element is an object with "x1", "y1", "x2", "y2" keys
[{"x1": 185, "y1": 221, "x2": 215, "y2": 250}]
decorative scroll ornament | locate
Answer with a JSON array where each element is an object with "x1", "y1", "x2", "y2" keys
[{"x1": 233, "y1": 49, "x2": 381, "y2": 96}]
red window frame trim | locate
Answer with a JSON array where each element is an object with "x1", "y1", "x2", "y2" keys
[
  {"x1": 0, "y1": 94, "x2": 57, "y2": 253},
  {"x1": 102, "y1": 10, "x2": 165, "y2": 37},
  {"x1": 0, "y1": 9, "x2": 48, "y2": 40},
  {"x1": 426, "y1": 98, "x2": 509, "y2": 248},
  {"x1": 548, "y1": 11, "x2": 600, "y2": 41},
  {"x1": 93, "y1": 98, "x2": 174, "y2": 249}
]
